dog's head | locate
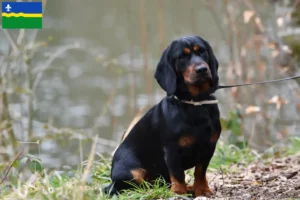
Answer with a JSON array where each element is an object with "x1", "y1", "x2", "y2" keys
[{"x1": 154, "y1": 36, "x2": 219, "y2": 99}]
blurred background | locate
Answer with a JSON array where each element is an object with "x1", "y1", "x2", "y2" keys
[{"x1": 0, "y1": 0, "x2": 300, "y2": 169}]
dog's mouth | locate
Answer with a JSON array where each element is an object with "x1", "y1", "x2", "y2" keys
[{"x1": 185, "y1": 73, "x2": 212, "y2": 86}]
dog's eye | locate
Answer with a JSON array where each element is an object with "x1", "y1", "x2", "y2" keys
[
  {"x1": 196, "y1": 49, "x2": 206, "y2": 55},
  {"x1": 178, "y1": 54, "x2": 188, "y2": 60},
  {"x1": 193, "y1": 49, "x2": 206, "y2": 57}
]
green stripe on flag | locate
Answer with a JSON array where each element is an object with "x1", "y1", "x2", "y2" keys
[{"x1": 2, "y1": 17, "x2": 42, "y2": 29}]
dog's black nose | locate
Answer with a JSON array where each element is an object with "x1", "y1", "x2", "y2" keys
[{"x1": 195, "y1": 65, "x2": 208, "y2": 74}]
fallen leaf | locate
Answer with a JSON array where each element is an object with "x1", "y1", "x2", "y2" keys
[
  {"x1": 253, "y1": 180, "x2": 261, "y2": 185},
  {"x1": 245, "y1": 106, "x2": 261, "y2": 114},
  {"x1": 255, "y1": 17, "x2": 264, "y2": 32},
  {"x1": 268, "y1": 95, "x2": 288, "y2": 109},
  {"x1": 244, "y1": 10, "x2": 255, "y2": 23},
  {"x1": 272, "y1": 50, "x2": 279, "y2": 58},
  {"x1": 282, "y1": 45, "x2": 292, "y2": 54},
  {"x1": 297, "y1": 103, "x2": 300, "y2": 111},
  {"x1": 279, "y1": 129, "x2": 289, "y2": 138},
  {"x1": 276, "y1": 17, "x2": 284, "y2": 27}
]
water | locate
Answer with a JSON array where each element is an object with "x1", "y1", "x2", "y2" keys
[{"x1": 1, "y1": 0, "x2": 299, "y2": 168}]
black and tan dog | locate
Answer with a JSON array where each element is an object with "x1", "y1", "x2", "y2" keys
[{"x1": 105, "y1": 36, "x2": 221, "y2": 197}]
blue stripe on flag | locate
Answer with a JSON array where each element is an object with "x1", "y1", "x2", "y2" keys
[{"x1": 2, "y1": 2, "x2": 42, "y2": 14}]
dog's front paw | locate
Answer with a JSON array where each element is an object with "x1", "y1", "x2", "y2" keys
[
  {"x1": 186, "y1": 184, "x2": 194, "y2": 192},
  {"x1": 194, "y1": 186, "x2": 214, "y2": 197},
  {"x1": 171, "y1": 183, "x2": 188, "y2": 195}
]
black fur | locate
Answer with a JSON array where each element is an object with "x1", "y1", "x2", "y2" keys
[{"x1": 105, "y1": 36, "x2": 221, "y2": 197}]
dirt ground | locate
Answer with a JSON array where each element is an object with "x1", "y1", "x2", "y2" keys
[{"x1": 198, "y1": 153, "x2": 300, "y2": 200}]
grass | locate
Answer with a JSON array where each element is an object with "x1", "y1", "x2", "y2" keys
[
  {"x1": 117, "y1": 178, "x2": 182, "y2": 200},
  {"x1": 1, "y1": 136, "x2": 299, "y2": 200}
]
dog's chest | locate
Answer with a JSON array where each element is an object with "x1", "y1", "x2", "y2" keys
[
  {"x1": 164, "y1": 100, "x2": 219, "y2": 145},
  {"x1": 177, "y1": 124, "x2": 213, "y2": 148},
  {"x1": 177, "y1": 106, "x2": 214, "y2": 137}
]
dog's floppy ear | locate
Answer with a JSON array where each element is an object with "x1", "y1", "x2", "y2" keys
[
  {"x1": 201, "y1": 38, "x2": 219, "y2": 91},
  {"x1": 154, "y1": 42, "x2": 177, "y2": 96}
]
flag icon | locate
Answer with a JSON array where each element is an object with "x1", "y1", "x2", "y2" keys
[{"x1": 2, "y1": 2, "x2": 42, "y2": 29}]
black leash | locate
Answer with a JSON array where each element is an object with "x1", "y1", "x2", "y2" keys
[{"x1": 217, "y1": 75, "x2": 300, "y2": 90}]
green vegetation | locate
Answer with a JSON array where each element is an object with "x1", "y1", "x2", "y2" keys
[
  {"x1": 285, "y1": 1, "x2": 300, "y2": 61},
  {"x1": 1, "y1": 110, "x2": 299, "y2": 199},
  {"x1": 1, "y1": 135, "x2": 299, "y2": 200},
  {"x1": 1, "y1": 99, "x2": 298, "y2": 200}
]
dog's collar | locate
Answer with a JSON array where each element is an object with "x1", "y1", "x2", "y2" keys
[{"x1": 173, "y1": 95, "x2": 218, "y2": 106}]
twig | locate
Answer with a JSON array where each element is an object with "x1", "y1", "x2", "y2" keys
[
  {"x1": 127, "y1": 0, "x2": 137, "y2": 117},
  {"x1": 157, "y1": 0, "x2": 165, "y2": 51},
  {"x1": 81, "y1": 135, "x2": 98, "y2": 183},
  {"x1": 0, "y1": 149, "x2": 24, "y2": 184},
  {"x1": 2, "y1": 30, "x2": 19, "y2": 54},
  {"x1": 17, "y1": 29, "x2": 25, "y2": 45},
  {"x1": 0, "y1": 56, "x2": 17, "y2": 154},
  {"x1": 139, "y1": 0, "x2": 152, "y2": 107},
  {"x1": 27, "y1": 0, "x2": 48, "y2": 56},
  {"x1": 2, "y1": 29, "x2": 33, "y2": 141},
  {"x1": 17, "y1": 140, "x2": 40, "y2": 157},
  {"x1": 220, "y1": 167, "x2": 224, "y2": 187},
  {"x1": 79, "y1": 137, "x2": 83, "y2": 166},
  {"x1": 203, "y1": 0, "x2": 227, "y2": 42},
  {"x1": 32, "y1": 43, "x2": 80, "y2": 92},
  {"x1": 26, "y1": 57, "x2": 34, "y2": 139},
  {"x1": 285, "y1": 170, "x2": 298, "y2": 179},
  {"x1": 210, "y1": 170, "x2": 221, "y2": 184},
  {"x1": 92, "y1": 75, "x2": 120, "y2": 131}
]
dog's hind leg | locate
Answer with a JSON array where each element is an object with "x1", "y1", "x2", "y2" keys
[{"x1": 105, "y1": 163, "x2": 148, "y2": 195}]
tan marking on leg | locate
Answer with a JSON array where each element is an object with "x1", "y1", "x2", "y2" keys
[
  {"x1": 130, "y1": 168, "x2": 147, "y2": 184},
  {"x1": 178, "y1": 135, "x2": 195, "y2": 147},
  {"x1": 194, "y1": 165, "x2": 213, "y2": 197},
  {"x1": 170, "y1": 175, "x2": 187, "y2": 195},
  {"x1": 186, "y1": 184, "x2": 194, "y2": 192},
  {"x1": 210, "y1": 132, "x2": 220, "y2": 143}
]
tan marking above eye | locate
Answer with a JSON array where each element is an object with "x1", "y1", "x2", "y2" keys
[
  {"x1": 193, "y1": 45, "x2": 199, "y2": 51},
  {"x1": 183, "y1": 48, "x2": 191, "y2": 54}
]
